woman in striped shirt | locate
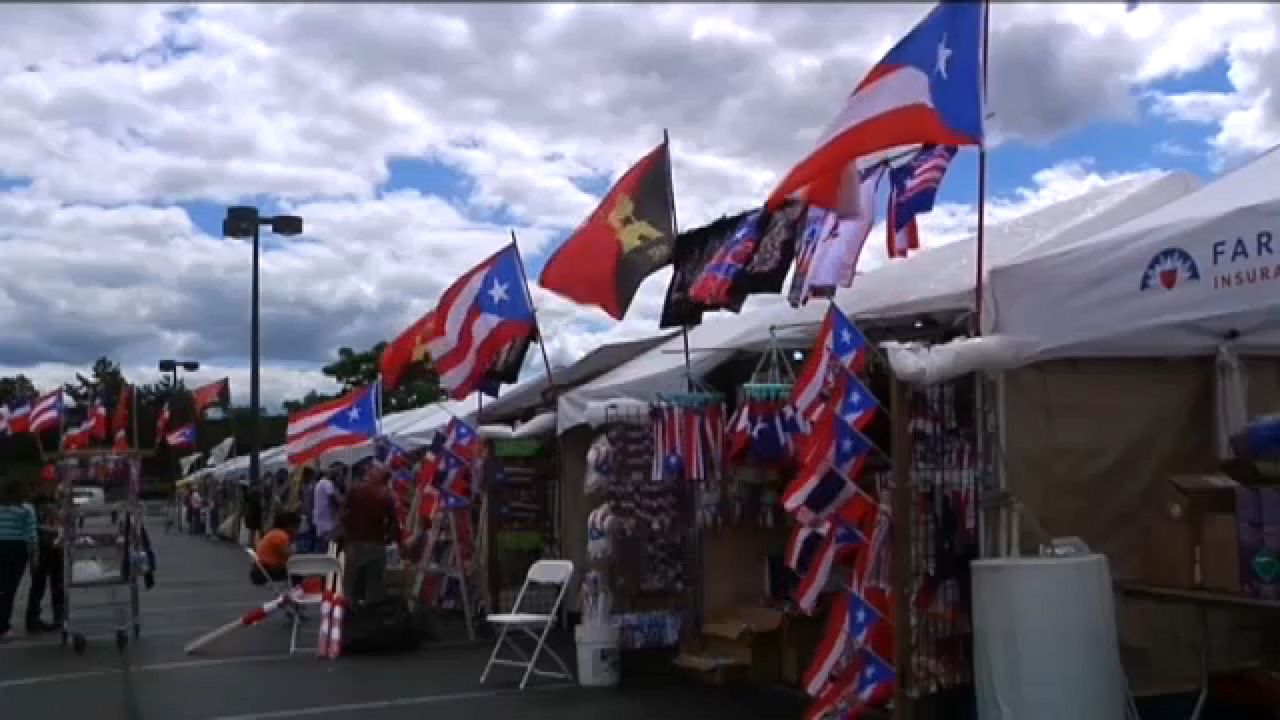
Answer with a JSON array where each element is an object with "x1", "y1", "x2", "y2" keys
[{"x1": 0, "y1": 476, "x2": 37, "y2": 640}]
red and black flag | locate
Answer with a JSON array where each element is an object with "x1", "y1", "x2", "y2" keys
[
  {"x1": 192, "y1": 378, "x2": 230, "y2": 415},
  {"x1": 539, "y1": 138, "x2": 676, "y2": 320},
  {"x1": 380, "y1": 311, "x2": 436, "y2": 393}
]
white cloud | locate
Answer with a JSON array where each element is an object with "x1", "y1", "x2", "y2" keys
[{"x1": 0, "y1": 2, "x2": 1260, "y2": 406}]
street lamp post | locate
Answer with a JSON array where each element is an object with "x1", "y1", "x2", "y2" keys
[
  {"x1": 157, "y1": 359, "x2": 200, "y2": 389},
  {"x1": 222, "y1": 207, "x2": 303, "y2": 490}
]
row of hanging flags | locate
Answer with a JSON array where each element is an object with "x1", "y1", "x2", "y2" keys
[
  {"x1": 0, "y1": 377, "x2": 230, "y2": 455},
  {"x1": 307, "y1": 2, "x2": 983, "y2": 465}
]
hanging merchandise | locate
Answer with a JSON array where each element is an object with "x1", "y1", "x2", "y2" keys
[
  {"x1": 885, "y1": 145, "x2": 958, "y2": 259},
  {"x1": 646, "y1": 393, "x2": 723, "y2": 587},
  {"x1": 738, "y1": 198, "x2": 807, "y2": 295},
  {"x1": 587, "y1": 503, "x2": 615, "y2": 561},
  {"x1": 787, "y1": 206, "x2": 830, "y2": 308},
  {"x1": 659, "y1": 213, "x2": 749, "y2": 328},
  {"x1": 584, "y1": 433, "x2": 614, "y2": 497},
  {"x1": 688, "y1": 209, "x2": 764, "y2": 307}
]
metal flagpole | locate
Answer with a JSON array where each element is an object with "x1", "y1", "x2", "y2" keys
[
  {"x1": 971, "y1": 0, "x2": 993, "y2": 337},
  {"x1": 509, "y1": 229, "x2": 557, "y2": 391},
  {"x1": 662, "y1": 128, "x2": 695, "y2": 393}
]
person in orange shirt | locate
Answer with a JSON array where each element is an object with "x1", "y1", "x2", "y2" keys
[{"x1": 250, "y1": 511, "x2": 300, "y2": 586}]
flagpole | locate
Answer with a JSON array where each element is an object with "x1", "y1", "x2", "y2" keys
[
  {"x1": 971, "y1": 0, "x2": 992, "y2": 337},
  {"x1": 662, "y1": 128, "x2": 695, "y2": 393},
  {"x1": 130, "y1": 384, "x2": 139, "y2": 453},
  {"x1": 509, "y1": 229, "x2": 557, "y2": 392}
]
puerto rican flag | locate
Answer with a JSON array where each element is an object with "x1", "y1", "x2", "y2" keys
[
  {"x1": 63, "y1": 418, "x2": 95, "y2": 450},
  {"x1": 165, "y1": 423, "x2": 197, "y2": 449},
  {"x1": 29, "y1": 390, "x2": 62, "y2": 433},
  {"x1": 791, "y1": 305, "x2": 869, "y2": 422},
  {"x1": 803, "y1": 594, "x2": 851, "y2": 696},
  {"x1": 853, "y1": 648, "x2": 896, "y2": 704},
  {"x1": 793, "y1": 512, "x2": 869, "y2": 615},
  {"x1": 887, "y1": 144, "x2": 957, "y2": 258},
  {"x1": 768, "y1": 1, "x2": 983, "y2": 210},
  {"x1": 421, "y1": 418, "x2": 480, "y2": 499},
  {"x1": 424, "y1": 244, "x2": 537, "y2": 400},
  {"x1": 784, "y1": 464, "x2": 877, "y2": 528},
  {"x1": 286, "y1": 383, "x2": 381, "y2": 468},
  {"x1": 7, "y1": 398, "x2": 31, "y2": 434}
]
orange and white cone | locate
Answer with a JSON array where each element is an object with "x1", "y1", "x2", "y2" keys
[
  {"x1": 326, "y1": 593, "x2": 345, "y2": 660},
  {"x1": 317, "y1": 590, "x2": 333, "y2": 658}
]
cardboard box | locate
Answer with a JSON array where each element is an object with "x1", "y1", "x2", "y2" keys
[
  {"x1": 677, "y1": 607, "x2": 785, "y2": 685},
  {"x1": 1141, "y1": 475, "x2": 1241, "y2": 593}
]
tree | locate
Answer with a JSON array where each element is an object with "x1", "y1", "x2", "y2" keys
[
  {"x1": 284, "y1": 342, "x2": 444, "y2": 415},
  {"x1": 63, "y1": 356, "x2": 127, "y2": 409},
  {"x1": 0, "y1": 374, "x2": 42, "y2": 468},
  {"x1": 0, "y1": 374, "x2": 37, "y2": 405}
]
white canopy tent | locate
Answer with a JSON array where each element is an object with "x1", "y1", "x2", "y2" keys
[
  {"x1": 557, "y1": 169, "x2": 1200, "y2": 433},
  {"x1": 989, "y1": 146, "x2": 1280, "y2": 362}
]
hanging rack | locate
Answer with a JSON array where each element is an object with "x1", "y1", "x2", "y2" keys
[{"x1": 742, "y1": 326, "x2": 799, "y2": 401}]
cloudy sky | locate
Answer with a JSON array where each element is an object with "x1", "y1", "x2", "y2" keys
[{"x1": 0, "y1": 2, "x2": 1274, "y2": 410}]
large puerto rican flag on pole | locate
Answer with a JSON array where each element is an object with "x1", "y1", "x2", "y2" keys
[
  {"x1": 29, "y1": 390, "x2": 63, "y2": 433},
  {"x1": 767, "y1": 1, "x2": 984, "y2": 209},
  {"x1": 425, "y1": 243, "x2": 537, "y2": 400},
  {"x1": 286, "y1": 383, "x2": 381, "y2": 468}
]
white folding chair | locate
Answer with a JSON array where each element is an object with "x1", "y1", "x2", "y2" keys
[
  {"x1": 245, "y1": 547, "x2": 288, "y2": 597},
  {"x1": 480, "y1": 559, "x2": 575, "y2": 689},
  {"x1": 284, "y1": 553, "x2": 342, "y2": 655}
]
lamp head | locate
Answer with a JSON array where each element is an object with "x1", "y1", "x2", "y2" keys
[
  {"x1": 270, "y1": 215, "x2": 303, "y2": 237},
  {"x1": 223, "y1": 206, "x2": 259, "y2": 239}
]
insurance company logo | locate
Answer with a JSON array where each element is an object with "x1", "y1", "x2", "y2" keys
[{"x1": 1140, "y1": 247, "x2": 1200, "y2": 291}]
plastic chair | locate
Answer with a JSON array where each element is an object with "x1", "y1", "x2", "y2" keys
[
  {"x1": 284, "y1": 553, "x2": 342, "y2": 655},
  {"x1": 479, "y1": 559, "x2": 575, "y2": 689}
]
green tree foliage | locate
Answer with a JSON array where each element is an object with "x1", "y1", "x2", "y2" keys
[
  {"x1": 62, "y1": 356, "x2": 126, "y2": 409},
  {"x1": 283, "y1": 342, "x2": 444, "y2": 415},
  {"x1": 0, "y1": 374, "x2": 37, "y2": 404},
  {"x1": 0, "y1": 374, "x2": 41, "y2": 468}
]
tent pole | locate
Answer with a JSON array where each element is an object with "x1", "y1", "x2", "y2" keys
[{"x1": 890, "y1": 372, "x2": 914, "y2": 720}]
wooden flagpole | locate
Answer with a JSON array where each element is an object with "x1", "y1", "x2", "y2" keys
[
  {"x1": 662, "y1": 128, "x2": 695, "y2": 393},
  {"x1": 971, "y1": 0, "x2": 992, "y2": 337}
]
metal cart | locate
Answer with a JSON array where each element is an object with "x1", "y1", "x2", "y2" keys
[{"x1": 58, "y1": 451, "x2": 148, "y2": 654}]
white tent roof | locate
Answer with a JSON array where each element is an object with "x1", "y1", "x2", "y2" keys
[
  {"x1": 989, "y1": 147, "x2": 1280, "y2": 362},
  {"x1": 838, "y1": 170, "x2": 1201, "y2": 321},
  {"x1": 557, "y1": 170, "x2": 1200, "y2": 433}
]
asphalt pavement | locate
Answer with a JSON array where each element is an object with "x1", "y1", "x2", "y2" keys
[{"x1": 0, "y1": 526, "x2": 804, "y2": 720}]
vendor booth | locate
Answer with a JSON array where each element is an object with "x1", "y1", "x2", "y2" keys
[{"x1": 549, "y1": 168, "x2": 1203, "y2": 703}]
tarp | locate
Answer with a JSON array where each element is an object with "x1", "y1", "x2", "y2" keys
[
  {"x1": 989, "y1": 146, "x2": 1280, "y2": 362},
  {"x1": 556, "y1": 170, "x2": 1200, "y2": 433}
]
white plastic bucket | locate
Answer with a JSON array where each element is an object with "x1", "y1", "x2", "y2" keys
[{"x1": 574, "y1": 623, "x2": 620, "y2": 687}]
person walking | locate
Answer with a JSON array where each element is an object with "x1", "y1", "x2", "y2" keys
[
  {"x1": 25, "y1": 479, "x2": 65, "y2": 633},
  {"x1": 340, "y1": 466, "x2": 400, "y2": 608},
  {"x1": 311, "y1": 468, "x2": 339, "y2": 552},
  {"x1": 0, "y1": 477, "x2": 37, "y2": 641},
  {"x1": 242, "y1": 482, "x2": 264, "y2": 548}
]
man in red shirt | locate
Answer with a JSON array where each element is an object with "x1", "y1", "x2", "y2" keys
[{"x1": 340, "y1": 466, "x2": 400, "y2": 607}]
